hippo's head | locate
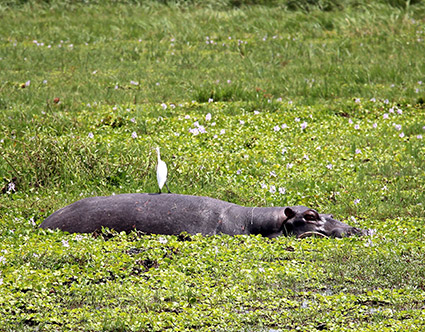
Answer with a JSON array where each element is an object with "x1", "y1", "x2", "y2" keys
[{"x1": 282, "y1": 206, "x2": 365, "y2": 238}]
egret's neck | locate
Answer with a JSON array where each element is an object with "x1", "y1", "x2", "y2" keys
[{"x1": 156, "y1": 148, "x2": 161, "y2": 161}]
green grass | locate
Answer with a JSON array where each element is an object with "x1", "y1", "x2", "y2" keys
[
  {"x1": 1, "y1": 1, "x2": 425, "y2": 108},
  {"x1": 1, "y1": 1, "x2": 425, "y2": 331}
]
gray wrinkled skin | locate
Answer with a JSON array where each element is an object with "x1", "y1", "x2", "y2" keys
[{"x1": 40, "y1": 193, "x2": 366, "y2": 238}]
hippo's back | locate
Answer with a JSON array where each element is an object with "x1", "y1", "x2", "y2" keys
[{"x1": 40, "y1": 193, "x2": 234, "y2": 234}]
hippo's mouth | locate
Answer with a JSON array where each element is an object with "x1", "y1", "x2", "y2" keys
[
  {"x1": 297, "y1": 227, "x2": 367, "y2": 239},
  {"x1": 297, "y1": 231, "x2": 329, "y2": 239}
]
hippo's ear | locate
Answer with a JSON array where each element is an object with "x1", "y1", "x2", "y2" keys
[{"x1": 284, "y1": 207, "x2": 296, "y2": 220}]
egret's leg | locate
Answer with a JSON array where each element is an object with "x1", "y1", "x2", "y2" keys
[{"x1": 165, "y1": 183, "x2": 171, "y2": 193}]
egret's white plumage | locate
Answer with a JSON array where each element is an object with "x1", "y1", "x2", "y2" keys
[{"x1": 156, "y1": 147, "x2": 170, "y2": 193}]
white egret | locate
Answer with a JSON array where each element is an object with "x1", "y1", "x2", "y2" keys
[{"x1": 156, "y1": 147, "x2": 170, "y2": 193}]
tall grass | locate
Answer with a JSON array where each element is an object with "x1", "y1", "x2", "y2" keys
[
  {"x1": 1, "y1": 0, "x2": 424, "y2": 9},
  {"x1": 1, "y1": 2, "x2": 424, "y2": 109}
]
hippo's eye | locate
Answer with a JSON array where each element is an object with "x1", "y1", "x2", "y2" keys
[{"x1": 304, "y1": 212, "x2": 318, "y2": 221}]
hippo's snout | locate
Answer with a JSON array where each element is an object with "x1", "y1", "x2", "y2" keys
[{"x1": 329, "y1": 227, "x2": 364, "y2": 238}]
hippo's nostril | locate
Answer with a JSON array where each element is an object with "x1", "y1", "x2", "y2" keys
[
  {"x1": 354, "y1": 228, "x2": 369, "y2": 236},
  {"x1": 332, "y1": 227, "x2": 365, "y2": 237}
]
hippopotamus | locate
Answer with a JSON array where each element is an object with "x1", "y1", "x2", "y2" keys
[{"x1": 40, "y1": 193, "x2": 365, "y2": 238}]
